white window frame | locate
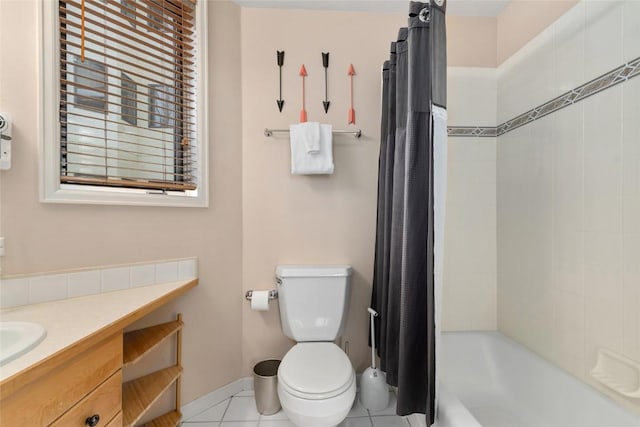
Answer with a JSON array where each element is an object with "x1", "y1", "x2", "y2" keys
[{"x1": 38, "y1": 0, "x2": 209, "y2": 208}]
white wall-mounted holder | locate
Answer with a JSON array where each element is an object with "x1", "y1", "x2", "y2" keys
[
  {"x1": 590, "y1": 348, "x2": 640, "y2": 398},
  {"x1": 0, "y1": 113, "x2": 12, "y2": 170}
]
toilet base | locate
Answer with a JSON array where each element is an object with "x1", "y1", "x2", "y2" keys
[{"x1": 277, "y1": 379, "x2": 356, "y2": 427}]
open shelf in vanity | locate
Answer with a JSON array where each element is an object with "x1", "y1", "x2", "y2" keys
[{"x1": 122, "y1": 316, "x2": 184, "y2": 427}]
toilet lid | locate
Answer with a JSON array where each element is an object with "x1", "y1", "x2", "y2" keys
[{"x1": 278, "y1": 342, "x2": 354, "y2": 400}]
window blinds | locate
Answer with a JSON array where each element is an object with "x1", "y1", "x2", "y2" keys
[{"x1": 59, "y1": 0, "x2": 197, "y2": 191}]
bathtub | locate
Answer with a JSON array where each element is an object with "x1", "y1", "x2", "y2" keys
[{"x1": 435, "y1": 331, "x2": 640, "y2": 427}]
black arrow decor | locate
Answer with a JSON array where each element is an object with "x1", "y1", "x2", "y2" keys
[
  {"x1": 322, "y1": 52, "x2": 330, "y2": 113},
  {"x1": 276, "y1": 51, "x2": 285, "y2": 112}
]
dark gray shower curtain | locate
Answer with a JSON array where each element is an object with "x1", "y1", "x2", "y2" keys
[{"x1": 370, "y1": 1, "x2": 447, "y2": 423}]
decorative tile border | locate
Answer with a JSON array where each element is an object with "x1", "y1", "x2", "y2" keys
[
  {"x1": 447, "y1": 56, "x2": 640, "y2": 138},
  {"x1": 447, "y1": 126, "x2": 497, "y2": 138}
]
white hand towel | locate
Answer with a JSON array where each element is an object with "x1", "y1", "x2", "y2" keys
[
  {"x1": 290, "y1": 122, "x2": 320, "y2": 153},
  {"x1": 290, "y1": 123, "x2": 334, "y2": 175}
]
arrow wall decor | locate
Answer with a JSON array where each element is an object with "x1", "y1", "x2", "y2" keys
[
  {"x1": 299, "y1": 64, "x2": 308, "y2": 123},
  {"x1": 276, "y1": 51, "x2": 285, "y2": 112},
  {"x1": 322, "y1": 52, "x2": 330, "y2": 113},
  {"x1": 348, "y1": 64, "x2": 356, "y2": 124}
]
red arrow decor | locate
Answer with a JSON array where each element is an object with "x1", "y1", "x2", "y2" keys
[
  {"x1": 299, "y1": 64, "x2": 308, "y2": 123},
  {"x1": 348, "y1": 64, "x2": 356, "y2": 124}
]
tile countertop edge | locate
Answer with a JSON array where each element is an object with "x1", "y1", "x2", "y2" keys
[{"x1": 0, "y1": 278, "x2": 198, "y2": 392}]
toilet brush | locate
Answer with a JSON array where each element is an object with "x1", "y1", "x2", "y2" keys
[{"x1": 360, "y1": 308, "x2": 389, "y2": 411}]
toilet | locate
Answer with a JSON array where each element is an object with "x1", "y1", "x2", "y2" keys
[{"x1": 275, "y1": 265, "x2": 356, "y2": 427}]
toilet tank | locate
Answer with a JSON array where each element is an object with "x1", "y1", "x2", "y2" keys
[{"x1": 276, "y1": 265, "x2": 352, "y2": 342}]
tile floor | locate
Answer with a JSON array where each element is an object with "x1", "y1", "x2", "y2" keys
[{"x1": 182, "y1": 390, "x2": 416, "y2": 427}]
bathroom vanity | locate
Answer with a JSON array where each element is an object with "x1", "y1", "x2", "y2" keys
[{"x1": 0, "y1": 279, "x2": 197, "y2": 426}]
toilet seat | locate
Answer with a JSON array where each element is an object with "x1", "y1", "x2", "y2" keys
[{"x1": 278, "y1": 342, "x2": 354, "y2": 400}]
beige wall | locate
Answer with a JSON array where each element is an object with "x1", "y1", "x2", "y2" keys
[
  {"x1": 240, "y1": 7, "x2": 404, "y2": 375},
  {"x1": 0, "y1": 0, "x2": 244, "y2": 405},
  {"x1": 447, "y1": 16, "x2": 497, "y2": 67},
  {"x1": 238, "y1": 7, "x2": 503, "y2": 376},
  {"x1": 447, "y1": 3, "x2": 578, "y2": 69},
  {"x1": 497, "y1": 0, "x2": 579, "y2": 64}
]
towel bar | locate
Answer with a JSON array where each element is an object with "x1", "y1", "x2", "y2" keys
[{"x1": 264, "y1": 128, "x2": 362, "y2": 138}]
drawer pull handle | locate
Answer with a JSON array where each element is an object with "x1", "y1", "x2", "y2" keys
[{"x1": 85, "y1": 414, "x2": 100, "y2": 426}]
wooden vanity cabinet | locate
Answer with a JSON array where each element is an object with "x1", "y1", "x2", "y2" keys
[
  {"x1": 0, "y1": 333, "x2": 122, "y2": 427},
  {"x1": 0, "y1": 279, "x2": 196, "y2": 427},
  {"x1": 49, "y1": 369, "x2": 122, "y2": 427}
]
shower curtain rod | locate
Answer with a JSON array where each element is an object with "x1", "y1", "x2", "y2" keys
[{"x1": 264, "y1": 128, "x2": 362, "y2": 138}]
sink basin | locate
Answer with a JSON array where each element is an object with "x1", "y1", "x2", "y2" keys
[{"x1": 0, "y1": 321, "x2": 47, "y2": 366}]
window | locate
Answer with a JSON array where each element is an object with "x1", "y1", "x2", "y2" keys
[
  {"x1": 41, "y1": 0, "x2": 208, "y2": 207},
  {"x1": 121, "y1": 72, "x2": 137, "y2": 126},
  {"x1": 72, "y1": 58, "x2": 107, "y2": 111}
]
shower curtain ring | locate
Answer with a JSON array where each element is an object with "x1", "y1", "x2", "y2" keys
[{"x1": 419, "y1": 7, "x2": 430, "y2": 23}]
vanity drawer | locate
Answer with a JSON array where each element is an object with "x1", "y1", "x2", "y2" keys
[
  {"x1": 0, "y1": 332, "x2": 122, "y2": 426},
  {"x1": 105, "y1": 411, "x2": 123, "y2": 427},
  {"x1": 50, "y1": 369, "x2": 122, "y2": 427}
]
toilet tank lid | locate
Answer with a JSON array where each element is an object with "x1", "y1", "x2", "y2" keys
[{"x1": 276, "y1": 265, "x2": 352, "y2": 278}]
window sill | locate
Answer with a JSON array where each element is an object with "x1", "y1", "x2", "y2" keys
[{"x1": 42, "y1": 185, "x2": 208, "y2": 208}]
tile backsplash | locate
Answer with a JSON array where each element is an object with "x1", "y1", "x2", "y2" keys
[
  {"x1": 497, "y1": 0, "x2": 640, "y2": 415},
  {"x1": 442, "y1": 67, "x2": 498, "y2": 332},
  {"x1": 0, "y1": 258, "x2": 198, "y2": 309}
]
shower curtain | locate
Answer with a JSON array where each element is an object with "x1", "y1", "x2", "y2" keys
[{"x1": 371, "y1": 1, "x2": 447, "y2": 424}]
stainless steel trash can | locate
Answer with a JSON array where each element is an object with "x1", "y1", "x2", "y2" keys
[{"x1": 253, "y1": 359, "x2": 281, "y2": 415}]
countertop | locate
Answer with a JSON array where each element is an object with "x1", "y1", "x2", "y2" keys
[{"x1": 0, "y1": 279, "x2": 197, "y2": 384}]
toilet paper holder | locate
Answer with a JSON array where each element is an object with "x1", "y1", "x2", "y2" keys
[{"x1": 245, "y1": 290, "x2": 279, "y2": 301}]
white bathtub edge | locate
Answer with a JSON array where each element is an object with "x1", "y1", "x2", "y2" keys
[{"x1": 433, "y1": 384, "x2": 482, "y2": 427}]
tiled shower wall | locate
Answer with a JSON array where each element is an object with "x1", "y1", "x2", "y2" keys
[
  {"x1": 442, "y1": 68, "x2": 497, "y2": 331},
  {"x1": 497, "y1": 0, "x2": 640, "y2": 414}
]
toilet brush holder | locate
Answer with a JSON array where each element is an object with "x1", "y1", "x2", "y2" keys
[{"x1": 360, "y1": 308, "x2": 390, "y2": 411}]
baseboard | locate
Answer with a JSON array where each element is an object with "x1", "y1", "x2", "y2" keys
[
  {"x1": 241, "y1": 376, "x2": 254, "y2": 391},
  {"x1": 181, "y1": 378, "x2": 245, "y2": 420}
]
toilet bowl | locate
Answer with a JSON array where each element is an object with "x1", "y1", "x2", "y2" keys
[
  {"x1": 274, "y1": 265, "x2": 355, "y2": 427},
  {"x1": 277, "y1": 342, "x2": 356, "y2": 427}
]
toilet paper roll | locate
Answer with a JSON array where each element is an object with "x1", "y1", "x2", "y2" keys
[{"x1": 251, "y1": 290, "x2": 270, "y2": 311}]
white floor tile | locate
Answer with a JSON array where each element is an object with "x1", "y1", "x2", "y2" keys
[
  {"x1": 259, "y1": 409, "x2": 288, "y2": 421},
  {"x1": 224, "y1": 396, "x2": 261, "y2": 421},
  {"x1": 186, "y1": 399, "x2": 230, "y2": 422},
  {"x1": 259, "y1": 420, "x2": 297, "y2": 427},
  {"x1": 220, "y1": 422, "x2": 259, "y2": 427},
  {"x1": 186, "y1": 389, "x2": 412, "y2": 427},
  {"x1": 348, "y1": 395, "x2": 370, "y2": 417},
  {"x1": 182, "y1": 423, "x2": 219, "y2": 427},
  {"x1": 367, "y1": 392, "x2": 397, "y2": 416},
  {"x1": 371, "y1": 415, "x2": 410, "y2": 427},
  {"x1": 339, "y1": 417, "x2": 373, "y2": 427}
]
